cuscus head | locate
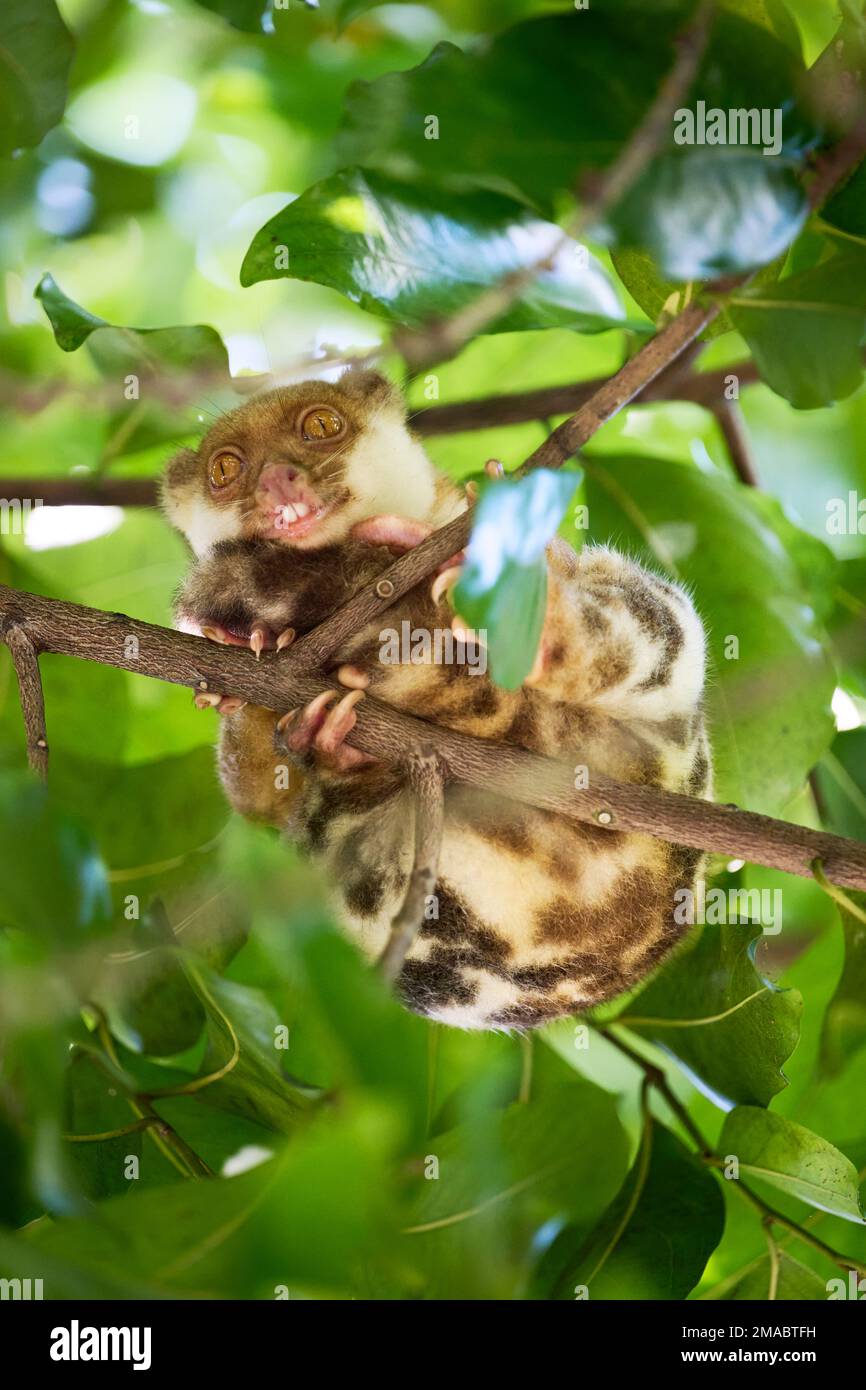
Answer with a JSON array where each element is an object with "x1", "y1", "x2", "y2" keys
[{"x1": 161, "y1": 369, "x2": 436, "y2": 555}]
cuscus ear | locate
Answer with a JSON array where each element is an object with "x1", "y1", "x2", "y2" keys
[
  {"x1": 349, "y1": 514, "x2": 432, "y2": 550},
  {"x1": 337, "y1": 368, "x2": 403, "y2": 413}
]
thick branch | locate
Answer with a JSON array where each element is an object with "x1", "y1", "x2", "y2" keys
[
  {"x1": 378, "y1": 749, "x2": 446, "y2": 981},
  {"x1": 4, "y1": 624, "x2": 48, "y2": 778},
  {"x1": 1, "y1": 586, "x2": 865, "y2": 889}
]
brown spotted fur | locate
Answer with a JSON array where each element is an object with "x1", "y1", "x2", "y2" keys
[{"x1": 176, "y1": 533, "x2": 712, "y2": 1030}]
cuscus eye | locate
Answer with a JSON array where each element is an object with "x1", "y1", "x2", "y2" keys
[
  {"x1": 208, "y1": 451, "x2": 243, "y2": 488},
  {"x1": 300, "y1": 407, "x2": 343, "y2": 440}
]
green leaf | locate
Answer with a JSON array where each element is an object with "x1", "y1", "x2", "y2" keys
[
  {"x1": 0, "y1": 773, "x2": 111, "y2": 945},
  {"x1": 829, "y1": 560, "x2": 866, "y2": 695},
  {"x1": 240, "y1": 168, "x2": 630, "y2": 335},
  {"x1": 404, "y1": 1082, "x2": 629, "y2": 1299},
  {"x1": 719, "y1": 1106, "x2": 865, "y2": 1221},
  {"x1": 532, "y1": 1126, "x2": 724, "y2": 1300},
  {"x1": 336, "y1": 9, "x2": 818, "y2": 233},
  {"x1": 180, "y1": 959, "x2": 315, "y2": 1135},
  {"x1": 722, "y1": 1249, "x2": 830, "y2": 1299},
  {"x1": 0, "y1": 0, "x2": 74, "y2": 157},
  {"x1": 621, "y1": 920, "x2": 802, "y2": 1108},
  {"x1": 814, "y1": 729, "x2": 866, "y2": 846},
  {"x1": 584, "y1": 455, "x2": 836, "y2": 816},
  {"x1": 28, "y1": 1101, "x2": 398, "y2": 1297},
  {"x1": 729, "y1": 251, "x2": 866, "y2": 409},
  {"x1": 63, "y1": 1050, "x2": 149, "y2": 1201},
  {"x1": 35, "y1": 272, "x2": 230, "y2": 369},
  {"x1": 819, "y1": 890, "x2": 866, "y2": 1077},
  {"x1": 606, "y1": 151, "x2": 807, "y2": 281},
  {"x1": 452, "y1": 469, "x2": 580, "y2": 689}
]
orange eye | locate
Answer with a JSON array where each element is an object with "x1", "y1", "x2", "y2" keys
[
  {"x1": 208, "y1": 451, "x2": 242, "y2": 488},
  {"x1": 300, "y1": 407, "x2": 343, "y2": 440}
]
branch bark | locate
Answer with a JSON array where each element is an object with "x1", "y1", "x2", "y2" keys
[
  {"x1": 4, "y1": 624, "x2": 48, "y2": 778},
  {"x1": 1, "y1": 586, "x2": 865, "y2": 889}
]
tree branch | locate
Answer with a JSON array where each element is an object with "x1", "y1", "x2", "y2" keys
[
  {"x1": 378, "y1": 749, "x2": 446, "y2": 982},
  {"x1": 4, "y1": 623, "x2": 49, "y2": 778},
  {"x1": 1, "y1": 585, "x2": 865, "y2": 889},
  {"x1": 714, "y1": 398, "x2": 760, "y2": 487}
]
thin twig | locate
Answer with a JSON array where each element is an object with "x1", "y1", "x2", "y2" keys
[
  {"x1": 714, "y1": 398, "x2": 760, "y2": 487},
  {"x1": 378, "y1": 749, "x2": 446, "y2": 982},
  {"x1": 4, "y1": 624, "x2": 49, "y2": 778}
]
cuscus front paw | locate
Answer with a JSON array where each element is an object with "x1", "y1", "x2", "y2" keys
[
  {"x1": 179, "y1": 614, "x2": 296, "y2": 717},
  {"x1": 276, "y1": 689, "x2": 376, "y2": 772}
]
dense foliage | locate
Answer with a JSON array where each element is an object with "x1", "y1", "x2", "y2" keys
[{"x1": 1, "y1": 0, "x2": 866, "y2": 1301}]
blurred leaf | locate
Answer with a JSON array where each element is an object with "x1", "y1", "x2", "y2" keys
[
  {"x1": 584, "y1": 455, "x2": 837, "y2": 816},
  {"x1": 241, "y1": 168, "x2": 631, "y2": 334},
  {"x1": 0, "y1": 0, "x2": 74, "y2": 158},
  {"x1": 819, "y1": 890, "x2": 866, "y2": 1078},
  {"x1": 0, "y1": 773, "x2": 111, "y2": 944},
  {"x1": 35, "y1": 272, "x2": 230, "y2": 371},
  {"x1": 719, "y1": 1106, "x2": 865, "y2": 1221},
  {"x1": 607, "y1": 151, "x2": 807, "y2": 281},
  {"x1": 29, "y1": 1101, "x2": 396, "y2": 1297},
  {"x1": 621, "y1": 921, "x2": 802, "y2": 1108},
  {"x1": 813, "y1": 729, "x2": 866, "y2": 842},
  {"x1": 452, "y1": 469, "x2": 580, "y2": 689},
  {"x1": 404, "y1": 1082, "x2": 629, "y2": 1298},
  {"x1": 532, "y1": 1126, "x2": 724, "y2": 1299},
  {"x1": 336, "y1": 9, "x2": 817, "y2": 229},
  {"x1": 830, "y1": 559, "x2": 866, "y2": 693},
  {"x1": 180, "y1": 958, "x2": 314, "y2": 1134},
  {"x1": 729, "y1": 251, "x2": 866, "y2": 409},
  {"x1": 63, "y1": 1049, "x2": 148, "y2": 1201}
]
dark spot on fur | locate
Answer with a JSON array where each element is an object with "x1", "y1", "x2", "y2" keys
[{"x1": 344, "y1": 871, "x2": 384, "y2": 918}]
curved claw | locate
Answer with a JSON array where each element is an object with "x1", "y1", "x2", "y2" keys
[{"x1": 431, "y1": 565, "x2": 463, "y2": 606}]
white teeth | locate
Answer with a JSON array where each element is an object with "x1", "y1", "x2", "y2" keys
[
  {"x1": 279, "y1": 503, "x2": 299, "y2": 525},
  {"x1": 293, "y1": 502, "x2": 310, "y2": 518}
]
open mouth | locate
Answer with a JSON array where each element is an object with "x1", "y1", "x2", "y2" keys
[
  {"x1": 269, "y1": 498, "x2": 329, "y2": 539},
  {"x1": 254, "y1": 471, "x2": 330, "y2": 543}
]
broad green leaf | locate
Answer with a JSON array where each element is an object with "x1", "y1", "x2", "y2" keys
[
  {"x1": 452, "y1": 469, "x2": 580, "y2": 689},
  {"x1": 0, "y1": 773, "x2": 111, "y2": 945},
  {"x1": 584, "y1": 455, "x2": 837, "y2": 816},
  {"x1": 35, "y1": 272, "x2": 230, "y2": 373},
  {"x1": 819, "y1": 891, "x2": 866, "y2": 1078},
  {"x1": 28, "y1": 1101, "x2": 396, "y2": 1297},
  {"x1": 621, "y1": 920, "x2": 802, "y2": 1108},
  {"x1": 830, "y1": 560, "x2": 866, "y2": 694},
  {"x1": 0, "y1": 0, "x2": 74, "y2": 157},
  {"x1": 404, "y1": 1082, "x2": 629, "y2": 1299},
  {"x1": 722, "y1": 1249, "x2": 830, "y2": 1299},
  {"x1": 63, "y1": 1050, "x2": 149, "y2": 1201},
  {"x1": 532, "y1": 1126, "x2": 724, "y2": 1300},
  {"x1": 813, "y1": 729, "x2": 866, "y2": 843},
  {"x1": 240, "y1": 169, "x2": 630, "y2": 335},
  {"x1": 336, "y1": 10, "x2": 818, "y2": 231},
  {"x1": 606, "y1": 151, "x2": 807, "y2": 281},
  {"x1": 254, "y1": 908, "x2": 431, "y2": 1142},
  {"x1": 719, "y1": 1105, "x2": 865, "y2": 1221},
  {"x1": 180, "y1": 959, "x2": 315, "y2": 1135},
  {"x1": 729, "y1": 251, "x2": 866, "y2": 409},
  {"x1": 191, "y1": 0, "x2": 293, "y2": 32}
]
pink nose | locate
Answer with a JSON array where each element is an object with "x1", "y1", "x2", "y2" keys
[{"x1": 257, "y1": 463, "x2": 300, "y2": 500}]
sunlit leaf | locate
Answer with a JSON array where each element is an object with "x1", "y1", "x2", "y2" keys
[{"x1": 720, "y1": 1106, "x2": 865, "y2": 1221}]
